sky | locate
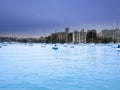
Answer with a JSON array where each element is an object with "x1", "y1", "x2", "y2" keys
[{"x1": 0, "y1": 0, "x2": 120, "y2": 37}]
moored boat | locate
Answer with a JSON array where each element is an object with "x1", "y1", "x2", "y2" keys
[{"x1": 52, "y1": 44, "x2": 58, "y2": 50}]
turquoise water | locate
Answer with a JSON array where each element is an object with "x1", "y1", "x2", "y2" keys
[{"x1": 0, "y1": 43, "x2": 120, "y2": 90}]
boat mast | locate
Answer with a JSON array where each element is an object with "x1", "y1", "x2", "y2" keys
[
  {"x1": 72, "y1": 32, "x2": 74, "y2": 44},
  {"x1": 92, "y1": 31, "x2": 93, "y2": 43},
  {"x1": 79, "y1": 32, "x2": 81, "y2": 44},
  {"x1": 112, "y1": 27, "x2": 115, "y2": 44},
  {"x1": 116, "y1": 20, "x2": 119, "y2": 43},
  {"x1": 81, "y1": 29, "x2": 83, "y2": 43},
  {"x1": 82, "y1": 28, "x2": 84, "y2": 43}
]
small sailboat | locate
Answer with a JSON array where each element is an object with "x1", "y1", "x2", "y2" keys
[
  {"x1": 97, "y1": 43, "x2": 104, "y2": 47},
  {"x1": 52, "y1": 44, "x2": 58, "y2": 50},
  {"x1": 78, "y1": 43, "x2": 86, "y2": 46},
  {"x1": 41, "y1": 43, "x2": 46, "y2": 47},
  {"x1": 112, "y1": 43, "x2": 117, "y2": 48},
  {"x1": 2, "y1": 42, "x2": 7, "y2": 46},
  {"x1": 89, "y1": 43, "x2": 95, "y2": 47},
  {"x1": 28, "y1": 43, "x2": 34, "y2": 47},
  {"x1": 70, "y1": 43, "x2": 74, "y2": 48},
  {"x1": 70, "y1": 45, "x2": 74, "y2": 48},
  {"x1": 63, "y1": 43, "x2": 67, "y2": 47}
]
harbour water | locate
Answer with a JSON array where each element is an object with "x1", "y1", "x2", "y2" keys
[{"x1": 0, "y1": 43, "x2": 120, "y2": 90}]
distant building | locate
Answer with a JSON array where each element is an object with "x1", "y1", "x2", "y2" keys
[
  {"x1": 68, "y1": 33, "x2": 73, "y2": 43},
  {"x1": 50, "y1": 27, "x2": 70, "y2": 43},
  {"x1": 65, "y1": 27, "x2": 69, "y2": 43},
  {"x1": 102, "y1": 29, "x2": 113, "y2": 38},
  {"x1": 79, "y1": 29, "x2": 86, "y2": 43},
  {"x1": 50, "y1": 32, "x2": 65, "y2": 43},
  {"x1": 57, "y1": 32, "x2": 66, "y2": 42},
  {"x1": 72, "y1": 29, "x2": 86, "y2": 44},
  {"x1": 102, "y1": 29, "x2": 120, "y2": 42},
  {"x1": 86, "y1": 30, "x2": 97, "y2": 43},
  {"x1": 114, "y1": 29, "x2": 120, "y2": 42},
  {"x1": 65, "y1": 27, "x2": 69, "y2": 34},
  {"x1": 73, "y1": 30, "x2": 79, "y2": 44}
]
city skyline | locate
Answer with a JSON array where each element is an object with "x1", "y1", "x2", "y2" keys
[{"x1": 0, "y1": 0, "x2": 120, "y2": 37}]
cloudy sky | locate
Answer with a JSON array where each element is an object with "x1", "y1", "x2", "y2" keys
[{"x1": 0, "y1": 0, "x2": 120, "y2": 37}]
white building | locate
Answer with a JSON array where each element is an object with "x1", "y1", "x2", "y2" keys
[
  {"x1": 102, "y1": 28, "x2": 120, "y2": 42},
  {"x1": 72, "y1": 29, "x2": 86, "y2": 44}
]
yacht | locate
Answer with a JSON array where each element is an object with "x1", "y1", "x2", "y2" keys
[{"x1": 52, "y1": 44, "x2": 58, "y2": 50}]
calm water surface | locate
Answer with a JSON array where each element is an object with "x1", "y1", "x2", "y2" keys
[{"x1": 0, "y1": 43, "x2": 120, "y2": 90}]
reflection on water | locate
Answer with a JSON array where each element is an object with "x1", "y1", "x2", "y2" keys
[{"x1": 0, "y1": 43, "x2": 120, "y2": 90}]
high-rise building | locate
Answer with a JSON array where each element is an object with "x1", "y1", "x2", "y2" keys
[
  {"x1": 79, "y1": 29, "x2": 87, "y2": 43},
  {"x1": 86, "y1": 30, "x2": 97, "y2": 43},
  {"x1": 65, "y1": 27, "x2": 69, "y2": 34},
  {"x1": 65, "y1": 27, "x2": 69, "y2": 43},
  {"x1": 73, "y1": 30, "x2": 79, "y2": 44},
  {"x1": 72, "y1": 29, "x2": 86, "y2": 44}
]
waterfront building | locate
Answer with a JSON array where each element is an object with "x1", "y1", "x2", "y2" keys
[
  {"x1": 86, "y1": 30, "x2": 97, "y2": 43},
  {"x1": 50, "y1": 27, "x2": 69, "y2": 43},
  {"x1": 65, "y1": 27, "x2": 69, "y2": 43},
  {"x1": 72, "y1": 29, "x2": 87, "y2": 44},
  {"x1": 79, "y1": 29, "x2": 87, "y2": 43},
  {"x1": 73, "y1": 30, "x2": 79, "y2": 44},
  {"x1": 102, "y1": 29, "x2": 120, "y2": 43},
  {"x1": 68, "y1": 33, "x2": 73, "y2": 43}
]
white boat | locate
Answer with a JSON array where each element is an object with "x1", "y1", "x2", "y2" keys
[
  {"x1": 52, "y1": 44, "x2": 58, "y2": 50},
  {"x1": 1, "y1": 42, "x2": 7, "y2": 46},
  {"x1": 89, "y1": 43, "x2": 95, "y2": 47},
  {"x1": 78, "y1": 43, "x2": 86, "y2": 46},
  {"x1": 70, "y1": 44, "x2": 74, "y2": 48},
  {"x1": 97, "y1": 43, "x2": 104, "y2": 46},
  {"x1": 70, "y1": 45, "x2": 74, "y2": 48},
  {"x1": 28, "y1": 43, "x2": 34, "y2": 47},
  {"x1": 41, "y1": 44, "x2": 46, "y2": 47},
  {"x1": 112, "y1": 44, "x2": 118, "y2": 48},
  {"x1": 63, "y1": 43, "x2": 67, "y2": 47},
  {"x1": 106, "y1": 43, "x2": 113, "y2": 46}
]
